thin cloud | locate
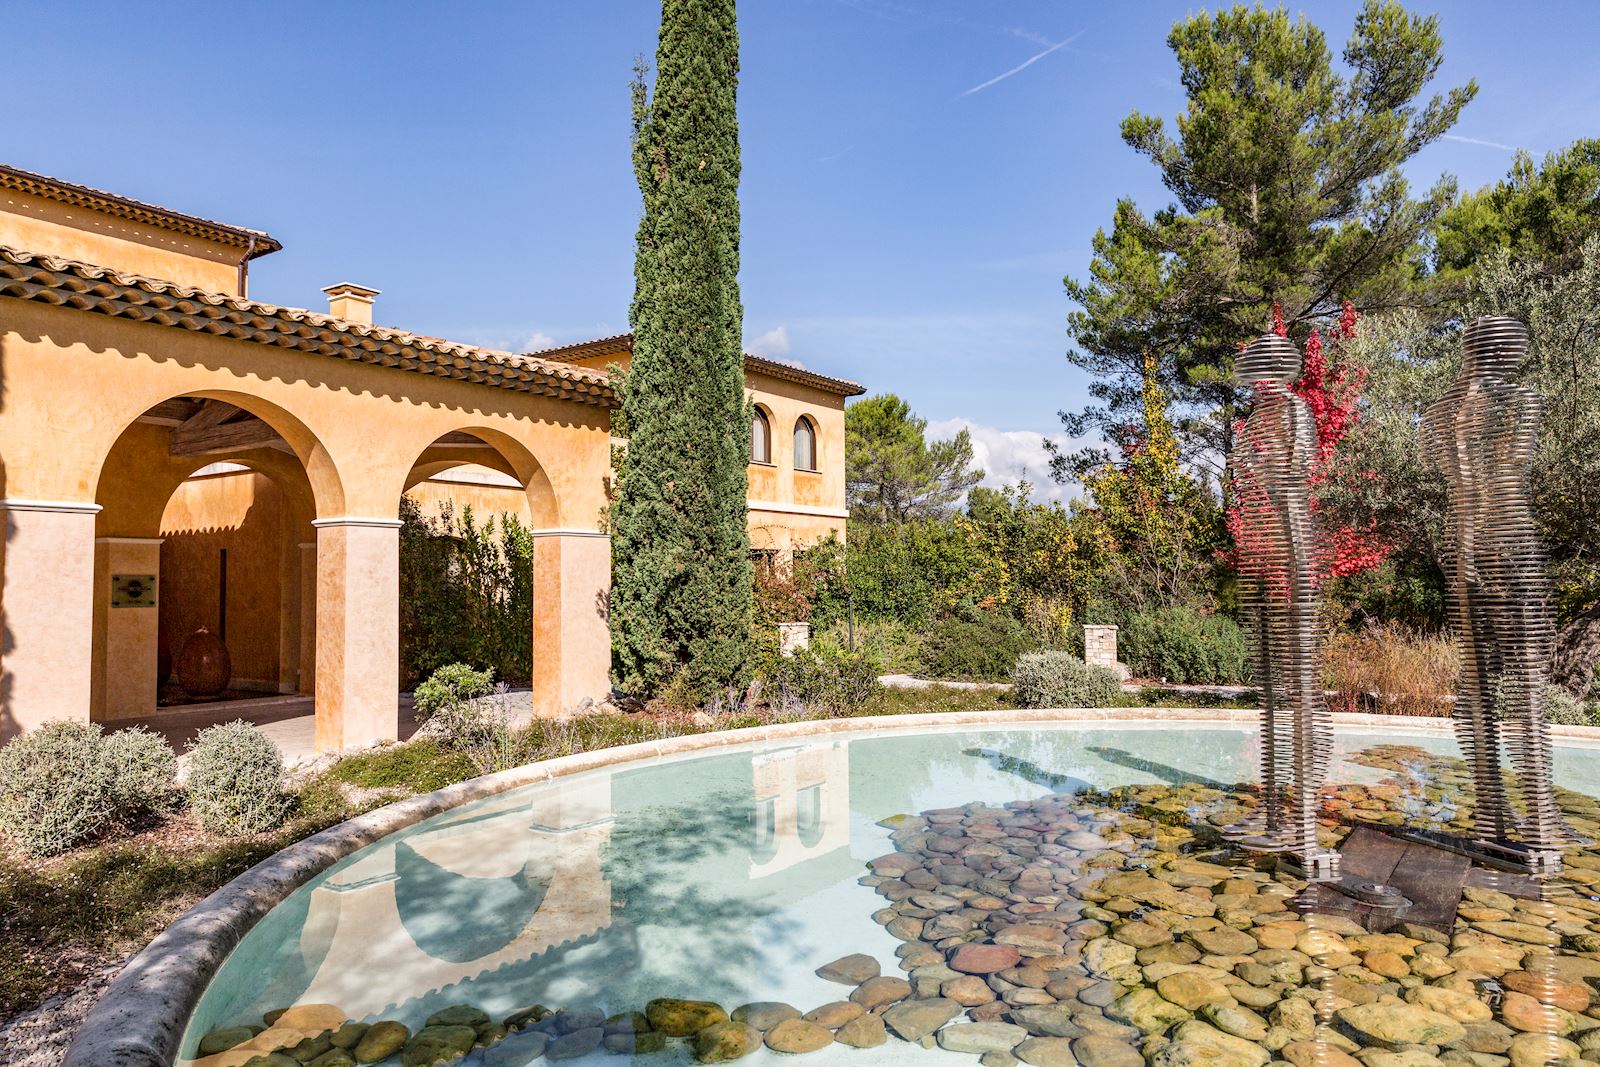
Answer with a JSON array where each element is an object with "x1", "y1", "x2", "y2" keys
[
  {"x1": 960, "y1": 28, "x2": 1085, "y2": 97},
  {"x1": 747, "y1": 325, "x2": 791, "y2": 357},
  {"x1": 1442, "y1": 133, "x2": 1519, "y2": 152},
  {"x1": 1006, "y1": 27, "x2": 1056, "y2": 48}
]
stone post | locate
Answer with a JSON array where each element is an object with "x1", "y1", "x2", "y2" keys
[
  {"x1": 1083, "y1": 624, "x2": 1118, "y2": 671},
  {"x1": 778, "y1": 622, "x2": 811, "y2": 657}
]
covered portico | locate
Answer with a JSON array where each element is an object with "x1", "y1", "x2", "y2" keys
[{"x1": 0, "y1": 242, "x2": 615, "y2": 751}]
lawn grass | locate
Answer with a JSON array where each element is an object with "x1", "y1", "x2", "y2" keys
[{"x1": 0, "y1": 680, "x2": 1230, "y2": 1026}]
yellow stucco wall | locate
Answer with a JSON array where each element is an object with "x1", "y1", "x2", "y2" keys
[
  {"x1": 0, "y1": 187, "x2": 244, "y2": 293},
  {"x1": 405, "y1": 469, "x2": 535, "y2": 527},
  {"x1": 564, "y1": 352, "x2": 850, "y2": 552},
  {"x1": 0, "y1": 296, "x2": 614, "y2": 747}
]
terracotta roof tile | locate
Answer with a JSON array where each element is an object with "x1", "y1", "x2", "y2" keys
[
  {"x1": 529, "y1": 332, "x2": 865, "y2": 397},
  {"x1": 0, "y1": 245, "x2": 614, "y2": 407},
  {"x1": 0, "y1": 163, "x2": 282, "y2": 257}
]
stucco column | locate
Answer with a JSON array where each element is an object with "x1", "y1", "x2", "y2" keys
[
  {"x1": 92, "y1": 537, "x2": 163, "y2": 720},
  {"x1": 1, "y1": 500, "x2": 100, "y2": 741},
  {"x1": 531, "y1": 530, "x2": 611, "y2": 717},
  {"x1": 313, "y1": 518, "x2": 401, "y2": 752},
  {"x1": 297, "y1": 542, "x2": 316, "y2": 696}
]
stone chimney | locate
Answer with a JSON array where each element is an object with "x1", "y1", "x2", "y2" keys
[{"x1": 322, "y1": 282, "x2": 380, "y2": 325}]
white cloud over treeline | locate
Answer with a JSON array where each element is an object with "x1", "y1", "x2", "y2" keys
[{"x1": 924, "y1": 417, "x2": 1081, "y2": 504}]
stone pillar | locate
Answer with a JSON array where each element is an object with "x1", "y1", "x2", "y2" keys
[
  {"x1": 531, "y1": 530, "x2": 611, "y2": 717},
  {"x1": 297, "y1": 542, "x2": 317, "y2": 696},
  {"x1": 1083, "y1": 624, "x2": 1119, "y2": 671},
  {"x1": 92, "y1": 537, "x2": 163, "y2": 720},
  {"x1": 313, "y1": 518, "x2": 401, "y2": 752},
  {"x1": 1, "y1": 500, "x2": 100, "y2": 741},
  {"x1": 778, "y1": 622, "x2": 811, "y2": 657}
]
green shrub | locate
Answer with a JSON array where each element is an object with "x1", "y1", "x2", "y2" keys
[
  {"x1": 102, "y1": 727, "x2": 178, "y2": 822},
  {"x1": 413, "y1": 662, "x2": 494, "y2": 722},
  {"x1": 1012, "y1": 651, "x2": 1122, "y2": 708},
  {"x1": 818, "y1": 617, "x2": 923, "y2": 675},
  {"x1": 1546, "y1": 686, "x2": 1599, "y2": 727},
  {"x1": 1121, "y1": 607, "x2": 1251, "y2": 685},
  {"x1": 918, "y1": 613, "x2": 1036, "y2": 681},
  {"x1": 399, "y1": 499, "x2": 533, "y2": 687},
  {"x1": 186, "y1": 722, "x2": 287, "y2": 836},
  {"x1": 769, "y1": 643, "x2": 881, "y2": 717},
  {"x1": 0, "y1": 721, "x2": 118, "y2": 857}
]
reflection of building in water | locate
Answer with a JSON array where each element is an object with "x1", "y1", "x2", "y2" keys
[
  {"x1": 293, "y1": 777, "x2": 614, "y2": 1019},
  {"x1": 749, "y1": 743, "x2": 851, "y2": 876}
]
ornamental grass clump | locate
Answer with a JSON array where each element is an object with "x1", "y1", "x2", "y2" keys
[
  {"x1": 186, "y1": 721, "x2": 288, "y2": 836},
  {"x1": 0, "y1": 721, "x2": 120, "y2": 857},
  {"x1": 1012, "y1": 651, "x2": 1122, "y2": 709}
]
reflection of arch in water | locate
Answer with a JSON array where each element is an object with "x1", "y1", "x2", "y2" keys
[
  {"x1": 749, "y1": 742, "x2": 850, "y2": 879},
  {"x1": 393, "y1": 841, "x2": 548, "y2": 964},
  {"x1": 293, "y1": 778, "x2": 615, "y2": 1019}
]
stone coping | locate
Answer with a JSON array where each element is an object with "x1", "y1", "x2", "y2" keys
[{"x1": 63, "y1": 706, "x2": 1600, "y2": 1066}]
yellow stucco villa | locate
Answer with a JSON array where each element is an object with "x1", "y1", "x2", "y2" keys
[{"x1": 0, "y1": 163, "x2": 860, "y2": 751}]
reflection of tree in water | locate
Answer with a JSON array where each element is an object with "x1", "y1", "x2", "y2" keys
[
  {"x1": 601, "y1": 787, "x2": 810, "y2": 1004},
  {"x1": 1082, "y1": 746, "x2": 1232, "y2": 789},
  {"x1": 963, "y1": 747, "x2": 1092, "y2": 792}
]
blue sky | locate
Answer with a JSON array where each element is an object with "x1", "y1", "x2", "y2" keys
[{"x1": 10, "y1": 2, "x2": 1599, "y2": 497}]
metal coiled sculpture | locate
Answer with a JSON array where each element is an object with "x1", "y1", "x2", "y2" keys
[
  {"x1": 1225, "y1": 334, "x2": 1339, "y2": 879},
  {"x1": 1421, "y1": 316, "x2": 1579, "y2": 872}
]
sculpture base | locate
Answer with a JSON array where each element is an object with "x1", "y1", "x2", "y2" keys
[
  {"x1": 1274, "y1": 848, "x2": 1343, "y2": 883},
  {"x1": 1293, "y1": 825, "x2": 1469, "y2": 932},
  {"x1": 1391, "y1": 826, "x2": 1565, "y2": 878}
]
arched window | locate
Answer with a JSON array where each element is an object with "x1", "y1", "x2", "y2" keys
[
  {"x1": 793, "y1": 416, "x2": 817, "y2": 472},
  {"x1": 751, "y1": 408, "x2": 772, "y2": 464}
]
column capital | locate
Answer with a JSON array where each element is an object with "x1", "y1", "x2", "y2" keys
[
  {"x1": 311, "y1": 517, "x2": 405, "y2": 530},
  {"x1": 0, "y1": 498, "x2": 102, "y2": 515}
]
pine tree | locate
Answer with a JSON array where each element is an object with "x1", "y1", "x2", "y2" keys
[
  {"x1": 611, "y1": 0, "x2": 752, "y2": 699},
  {"x1": 1061, "y1": 1, "x2": 1476, "y2": 471}
]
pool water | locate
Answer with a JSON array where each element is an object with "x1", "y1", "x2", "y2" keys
[{"x1": 179, "y1": 722, "x2": 1600, "y2": 1064}]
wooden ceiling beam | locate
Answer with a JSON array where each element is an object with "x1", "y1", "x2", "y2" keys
[
  {"x1": 136, "y1": 398, "x2": 204, "y2": 427},
  {"x1": 169, "y1": 415, "x2": 285, "y2": 457}
]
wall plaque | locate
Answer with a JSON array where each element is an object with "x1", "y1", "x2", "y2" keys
[{"x1": 112, "y1": 574, "x2": 157, "y2": 608}]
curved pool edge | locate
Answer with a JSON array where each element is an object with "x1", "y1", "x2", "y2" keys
[{"x1": 64, "y1": 705, "x2": 1600, "y2": 1066}]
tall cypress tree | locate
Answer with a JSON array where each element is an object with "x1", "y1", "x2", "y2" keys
[{"x1": 611, "y1": 0, "x2": 752, "y2": 699}]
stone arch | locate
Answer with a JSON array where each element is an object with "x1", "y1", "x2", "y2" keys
[
  {"x1": 89, "y1": 394, "x2": 337, "y2": 723},
  {"x1": 91, "y1": 389, "x2": 346, "y2": 526},
  {"x1": 395, "y1": 425, "x2": 560, "y2": 530}
]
